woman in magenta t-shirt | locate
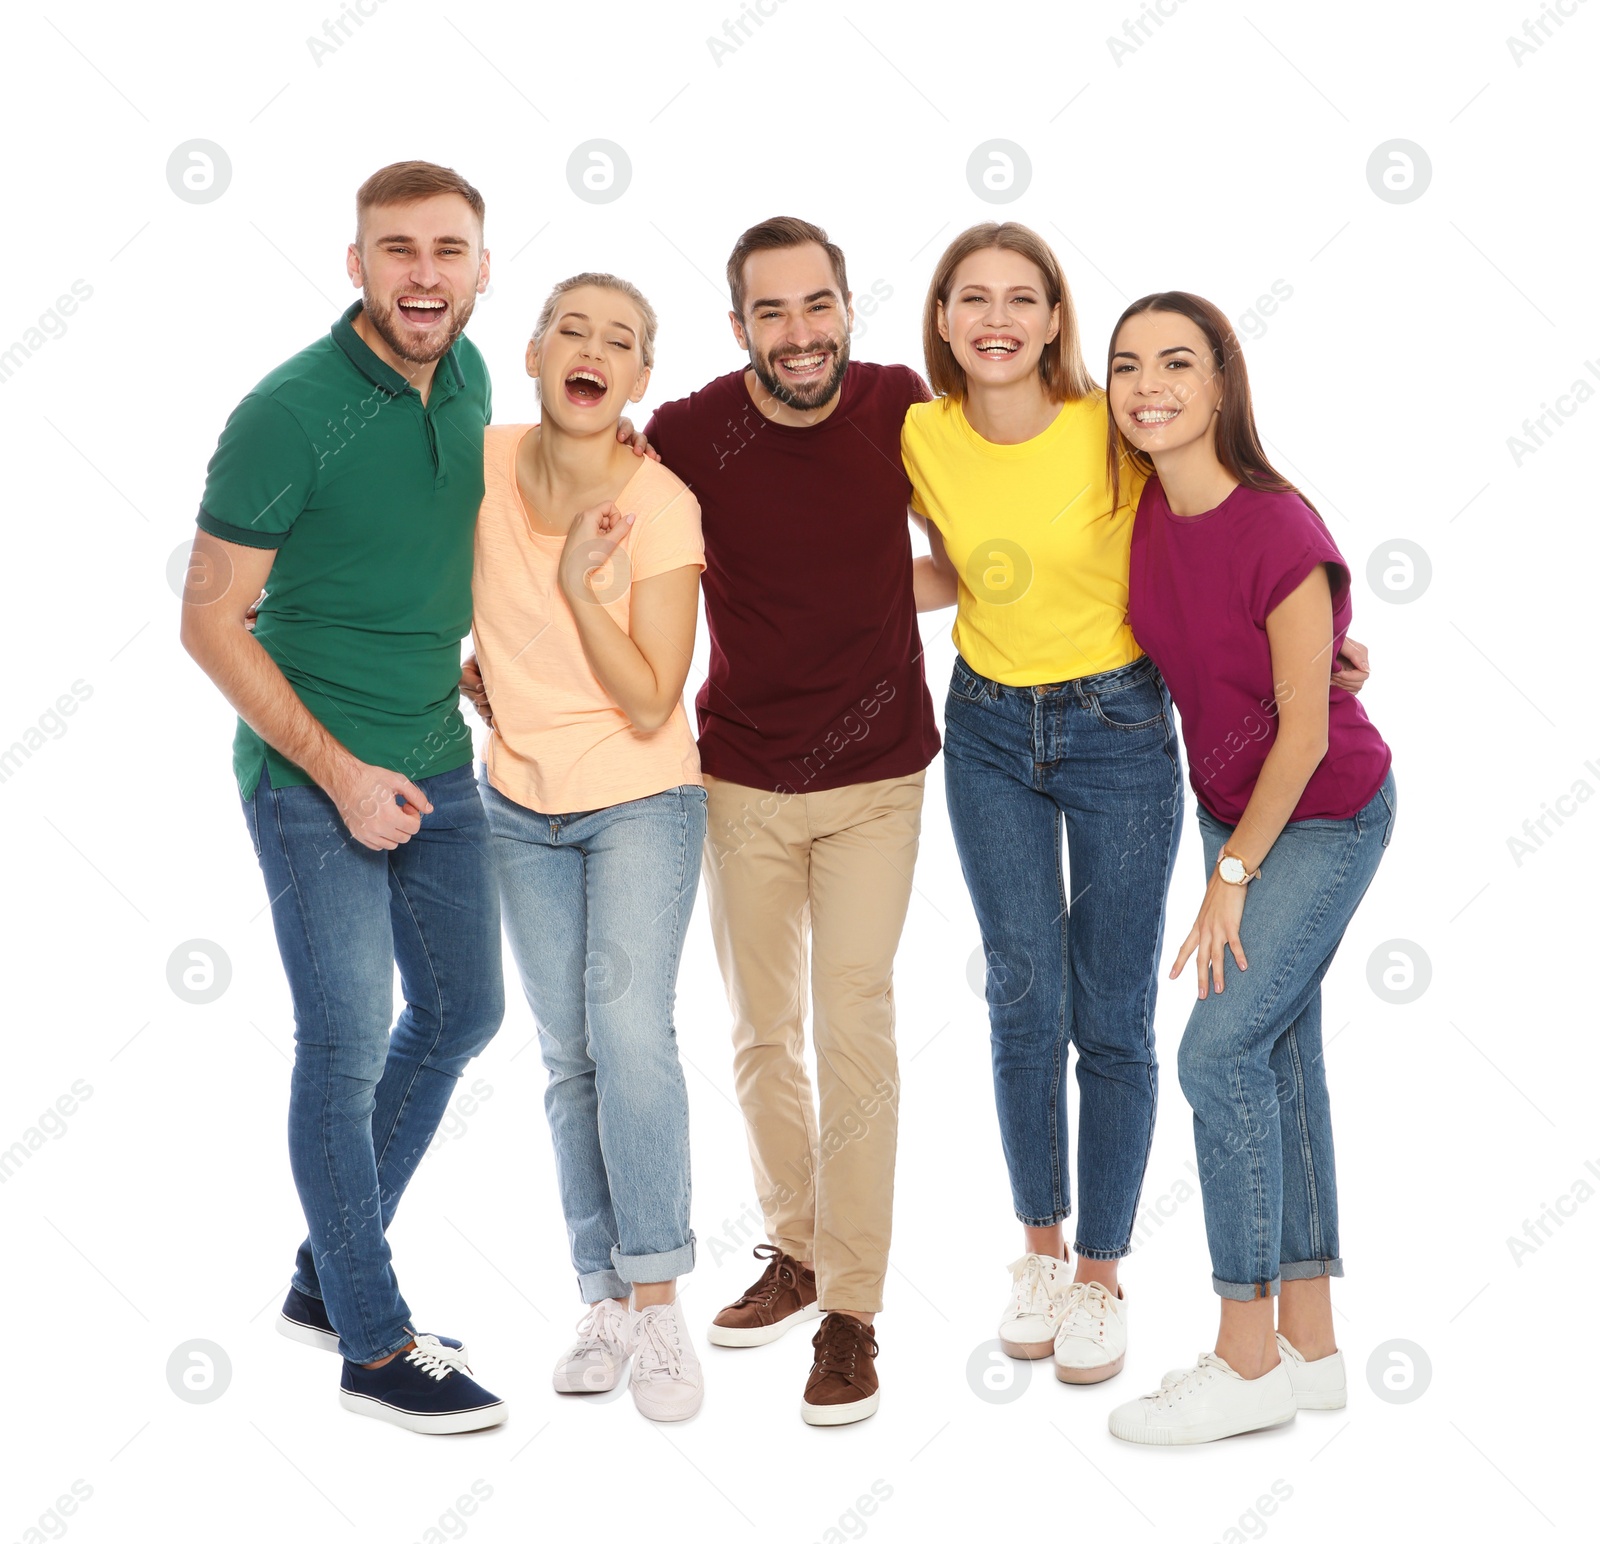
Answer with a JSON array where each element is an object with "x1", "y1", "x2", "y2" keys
[{"x1": 1104, "y1": 291, "x2": 1396, "y2": 1447}]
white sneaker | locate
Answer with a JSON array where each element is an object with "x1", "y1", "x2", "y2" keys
[
  {"x1": 1276, "y1": 1332, "x2": 1346, "y2": 1409},
  {"x1": 1109, "y1": 1352, "x2": 1297, "y2": 1446},
  {"x1": 1052, "y1": 1281, "x2": 1127, "y2": 1384},
  {"x1": 998, "y1": 1254, "x2": 1069, "y2": 1359},
  {"x1": 553, "y1": 1300, "x2": 632, "y2": 1394},
  {"x1": 629, "y1": 1302, "x2": 704, "y2": 1422}
]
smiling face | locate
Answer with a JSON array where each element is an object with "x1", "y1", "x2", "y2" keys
[
  {"x1": 936, "y1": 247, "x2": 1060, "y2": 391},
  {"x1": 731, "y1": 242, "x2": 853, "y2": 410},
  {"x1": 347, "y1": 193, "x2": 487, "y2": 368},
  {"x1": 1107, "y1": 309, "x2": 1225, "y2": 457},
  {"x1": 528, "y1": 283, "x2": 651, "y2": 432}
]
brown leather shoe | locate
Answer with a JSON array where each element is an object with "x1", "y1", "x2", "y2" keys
[
  {"x1": 706, "y1": 1245, "x2": 820, "y2": 1347},
  {"x1": 801, "y1": 1312, "x2": 880, "y2": 1425}
]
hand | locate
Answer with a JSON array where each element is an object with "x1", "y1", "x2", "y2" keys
[
  {"x1": 1169, "y1": 871, "x2": 1249, "y2": 999},
  {"x1": 327, "y1": 757, "x2": 433, "y2": 851},
  {"x1": 459, "y1": 652, "x2": 494, "y2": 728},
  {"x1": 1332, "y1": 635, "x2": 1369, "y2": 694},
  {"x1": 615, "y1": 417, "x2": 661, "y2": 462},
  {"x1": 558, "y1": 500, "x2": 635, "y2": 603},
  {"x1": 243, "y1": 590, "x2": 266, "y2": 632}
]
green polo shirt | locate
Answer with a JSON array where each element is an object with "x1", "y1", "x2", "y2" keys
[{"x1": 198, "y1": 300, "x2": 491, "y2": 798}]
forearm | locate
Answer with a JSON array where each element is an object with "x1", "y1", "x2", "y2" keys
[
  {"x1": 565, "y1": 595, "x2": 682, "y2": 731},
  {"x1": 183, "y1": 620, "x2": 353, "y2": 788},
  {"x1": 1227, "y1": 729, "x2": 1328, "y2": 871},
  {"x1": 913, "y1": 554, "x2": 957, "y2": 612}
]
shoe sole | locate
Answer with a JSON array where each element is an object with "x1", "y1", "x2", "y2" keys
[
  {"x1": 631, "y1": 1389, "x2": 705, "y2": 1422},
  {"x1": 801, "y1": 1390, "x2": 880, "y2": 1426},
  {"x1": 707, "y1": 1302, "x2": 821, "y2": 1347},
  {"x1": 338, "y1": 1389, "x2": 508, "y2": 1434},
  {"x1": 998, "y1": 1336, "x2": 1056, "y2": 1361},
  {"x1": 1055, "y1": 1352, "x2": 1125, "y2": 1384},
  {"x1": 1109, "y1": 1401, "x2": 1297, "y2": 1446},
  {"x1": 553, "y1": 1362, "x2": 628, "y2": 1395},
  {"x1": 278, "y1": 1315, "x2": 339, "y2": 1353},
  {"x1": 1295, "y1": 1389, "x2": 1347, "y2": 1410}
]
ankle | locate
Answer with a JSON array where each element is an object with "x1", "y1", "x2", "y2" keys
[
  {"x1": 361, "y1": 1337, "x2": 415, "y2": 1370},
  {"x1": 1279, "y1": 1326, "x2": 1338, "y2": 1361}
]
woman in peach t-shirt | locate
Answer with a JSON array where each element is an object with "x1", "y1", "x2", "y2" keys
[{"x1": 461, "y1": 274, "x2": 707, "y2": 1422}]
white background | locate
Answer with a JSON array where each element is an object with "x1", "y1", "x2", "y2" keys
[{"x1": 3, "y1": 1, "x2": 1596, "y2": 1540}]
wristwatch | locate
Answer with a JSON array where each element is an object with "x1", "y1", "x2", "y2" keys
[{"x1": 1216, "y1": 848, "x2": 1261, "y2": 886}]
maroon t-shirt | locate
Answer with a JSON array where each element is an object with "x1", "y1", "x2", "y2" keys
[
  {"x1": 1128, "y1": 477, "x2": 1392, "y2": 824},
  {"x1": 646, "y1": 363, "x2": 941, "y2": 794}
]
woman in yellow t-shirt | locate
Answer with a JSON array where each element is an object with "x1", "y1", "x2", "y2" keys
[
  {"x1": 460, "y1": 273, "x2": 708, "y2": 1422},
  {"x1": 901, "y1": 224, "x2": 1180, "y2": 1385}
]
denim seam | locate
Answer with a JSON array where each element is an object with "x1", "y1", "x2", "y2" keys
[
  {"x1": 1048, "y1": 795, "x2": 1070, "y2": 1222},
  {"x1": 268, "y1": 789, "x2": 392, "y2": 1362},
  {"x1": 1283, "y1": 1022, "x2": 1324, "y2": 1260}
]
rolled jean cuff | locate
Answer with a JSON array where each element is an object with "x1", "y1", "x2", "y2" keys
[
  {"x1": 613, "y1": 1235, "x2": 696, "y2": 1286},
  {"x1": 1073, "y1": 1242, "x2": 1130, "y2": 1262},
  {"x1": 1016, "y1": 1208, "x2": 1070, "y2": 1228},
  {"x1": 1214, "y1": 1274, "x2": 1280, "y2": 1302},
  {"x1": 342, "y1": 1323, "x2": 417, "y2": 1365},
  {"x1": 1280, "y1": 1256, "x2": 1344, "y2": 1283},
  {"x1": 579, "y1": 1267, "x2": 630, "y2": 1304}
]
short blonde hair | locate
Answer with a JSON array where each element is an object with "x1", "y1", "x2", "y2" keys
[{"x1": 531, "y1": 272, "x2": 659, "y2": 369}]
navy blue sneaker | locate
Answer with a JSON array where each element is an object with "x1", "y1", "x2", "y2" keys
[
  {"x1": 340, "y1": 1340, "x2": 507, "y2": 1433},
  {"x1": 277, "y1": 1287, "x2": 468, "y2": 1362}
]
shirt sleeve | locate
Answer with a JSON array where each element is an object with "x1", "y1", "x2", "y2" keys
[
  {"x1": 628, "y1": 472, "x2": 705, "y2": 583},
  {"x1": 899, "y1": 409, "x2": 929, "y2": 518},
  {"x1": 196, "y1": 392, "x2": 317, "y2": 550},
  {"x1": 1250, "y1": 497, "x2": 1351, "y2": 623}
]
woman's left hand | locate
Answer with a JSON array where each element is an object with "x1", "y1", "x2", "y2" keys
[
  {"x1": 1169, "y1": 872, "x2": 1249, "y2": 999},
  {"x1": 558, "y1": 501, "x2": 634, "y2": 602}
]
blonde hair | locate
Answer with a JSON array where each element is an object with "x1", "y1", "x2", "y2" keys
[{"x1": 531, "y1": 272, "x2": 659, "y2": 369}]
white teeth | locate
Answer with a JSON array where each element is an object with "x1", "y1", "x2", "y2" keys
[
  {"x1": 568, "y1": 370, "x2": 605, "y2": 386},
  {"x1": 976, "y1": 340, "x2": 1018, "y2": 354},
  {"x1": 1134, "y1": 408, "x2": 1179, "y2": 423},
  {"x1": 781, "y1": 354, "x2": 824, "y2": 369},
  {"x1": 402, "y1": 298, "x2": 445, "y2": 309}
]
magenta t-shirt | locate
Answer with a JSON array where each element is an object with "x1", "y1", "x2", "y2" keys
[{"x1": 1127, "y1": 478, "x2": 1391, "y2": 825}]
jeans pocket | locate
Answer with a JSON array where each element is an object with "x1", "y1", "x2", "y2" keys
[
  {"x1": 1377, "y1": 776, "x2": 1397, "y2": 848},
  {"x1": 950, "y1": 658, "x2": 991, "y2": 703},
  {"x1": 1087, "y1": 676, "x2": 1168, "y2": 733}
]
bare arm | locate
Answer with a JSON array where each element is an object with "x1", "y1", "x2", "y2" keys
[
  {"x1": 909, "y1": 508, "x2": 958, "y2": 612},
  {"x1": 1169, "y1": 563, "x2": 1336, "y2": 995},
  {"x1": 179, "y1": 530, "x2": 432, "y2": 849},
  {"x1": 559, "y1": 504, "x2": 699, "y2": 732}
]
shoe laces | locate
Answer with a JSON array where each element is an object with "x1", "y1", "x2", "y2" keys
[
  {"x1": 1006, "y1": 1254, "x2": 1062, "y2": 1318},
  {"x1": 403, "y1": 1339, "x2": 465, "y2": 1382},
  {"x1": 571, "y1": 1300, "x2": 631, "y2": 1359},
  {"x1": 1152, "y1": 1352, "x2": 1229, "y2": 1408},
  {"x1": 731, "y1": 1244, "x2": 802, "y2": 1310},
  {"x1": 1056, "y1": 1281, "x2": 1115, "y2": 1338},
  {"x1": 632, "y1": 1305, "x2": 685, "y2": 1383},
  {"x1": 810, "y1": 1313, "x2": 876, "y2": 1385}
]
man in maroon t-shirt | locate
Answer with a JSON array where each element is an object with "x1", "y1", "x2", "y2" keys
[{"x1": 645, "y1": 218, "x2": 941, "y2": 1426}]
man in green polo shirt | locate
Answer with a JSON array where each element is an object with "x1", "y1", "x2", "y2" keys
[{"x1": 180, "y1": 160, "x2": 508, "y2": 1434}]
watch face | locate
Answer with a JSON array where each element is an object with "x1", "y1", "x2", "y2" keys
[{"x1": 1219, "y1": 856, "x2": 1246, "y2": 884}]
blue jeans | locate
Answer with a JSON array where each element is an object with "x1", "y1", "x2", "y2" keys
[
  {"x1": 1180, "y1": 769, "x2": 1397, "y2": 1299},
  {"x1": 243, "y1": 762, "x2": 504, "y2": 1363},
  {"x1": 481, "y1": 774, "x2": 706, "y2": 1303},
  {"x1": 943, "y1": 654, "x2": 1183, "y2": 1253}
]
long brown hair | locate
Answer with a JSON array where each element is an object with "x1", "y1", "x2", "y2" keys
[
  {"x1": 1105, "y1": 291, "x2": 1316, "y2": 517},
  {"x1": 922, "y1": 223, "x2": 1097, "y2": 403}
]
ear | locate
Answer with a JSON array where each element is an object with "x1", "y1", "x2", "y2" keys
[
  {"x1": 345, "y1": 243, "x2": 363, "y2": 290},
  {"x1": 935, "y1": 298, "x2": 950, "y2": 344},
  {"x1": 630, "y1": 365, "x2": 652, "y2": 403},
  {"x1": 477, "y1": 247, "x2": 491, "y2": 295},
  {"x1": 729, "y1": 308, "x2": 748, "y2": 351},
  {"x1": 1045, "y1": 301, "x2": 1061, "y2": 345},
  {"x1": 843, "y1": 288, "x2": 855, "y2": 335},
  {"x1": 525, "y1": 336, "x2": 540, "y2": 378}
]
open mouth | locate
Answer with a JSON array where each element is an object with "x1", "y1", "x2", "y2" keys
[
  {"x1": 1131, "y1": 407, "x2": 1180, "y2": 426},
  {"x1": 564, "y1": 367, "x2": 608, "y2": 405},
  {"x1": 396, "y1": 295, "x2": 449, "y2": 328},
  {"x1": 773, "y1": 347, "x2": 832, "y2": 382},
  {"x1": 973, "y1": 335, "x2": 1021, "y2": 360}
]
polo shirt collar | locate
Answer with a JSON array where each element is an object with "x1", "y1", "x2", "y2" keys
[{"x1": 331, "y1": 299, "x2": 466, "y2": 400}]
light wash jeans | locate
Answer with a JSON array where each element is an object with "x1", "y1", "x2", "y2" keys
[
  {"x1": 1179, "y1": 769, "x2": 1396, "y2": 1299},
  {"x1": 481, "y1": 772, "x2": 706, "y2": 1302}
]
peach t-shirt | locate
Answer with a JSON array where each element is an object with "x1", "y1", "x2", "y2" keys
[{"x1": 473, "y1": 423, "x2": 706, "y2": 814}]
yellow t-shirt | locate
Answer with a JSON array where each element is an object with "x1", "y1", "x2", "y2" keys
[
  {"x1": 473, "y1": 424, "x2": 706, "y2": 814},
  {"x1": 901, "y1": 393, "x2": 1147, "y2": 686}
]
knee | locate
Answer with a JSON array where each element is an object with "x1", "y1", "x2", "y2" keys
[{"x1": 1176, "y1": 1015, "x2": 1231, "y2": 1109}]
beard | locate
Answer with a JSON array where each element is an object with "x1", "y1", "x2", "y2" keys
[
  {"x1": 750, "y1": 332, "x2": 851, "y2": 410},
  {"x1": 360, "y1": 285, "x2": 476, "y2": 367}
]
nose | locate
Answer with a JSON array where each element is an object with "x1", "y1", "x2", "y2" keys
[{"x1": 409, "y1": 251, "x2": 442, "y2": 290}]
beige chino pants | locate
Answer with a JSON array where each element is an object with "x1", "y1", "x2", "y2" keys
[{"x1": 701, "y1": 770, "x2": 925, "y2": 1314}]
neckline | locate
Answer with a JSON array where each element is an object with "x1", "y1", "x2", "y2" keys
[
  {"x1": 732, "y1": 360, "x2": 857, "y2": 433},
  {"x1": 1159, "y1": 477, "x2": 1245, "y2": 524},
  {"x1": 950, "y1": 393, "x2": 1081, "y2": 458},
  {"x1": 506, "y1": 424, "x2": 650, "y2": 544}
]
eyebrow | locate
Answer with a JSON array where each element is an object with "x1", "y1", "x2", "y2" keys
[
  {"x1": 558, "y1": 309, "x2": 637, "y2": 336},
  {"x1": 957, "y1": 283, "x2": 1041, "y2": 294},
  {"x1": 1111, "y1": 345, "x2": 1198, "y2": 360},
  {"x1": 750, "y1": 289, "x2": 838, "y2": 309},
  {"x1": 373, "y1": 233, "x2": 475, "y2": 247}
]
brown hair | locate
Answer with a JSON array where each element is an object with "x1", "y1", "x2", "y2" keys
[
  {"x1": 355, "y1": 161, "x2": 485, "y2": 247},
  {"x1": 1104, "y1": 291, "x2": 1314, "y2": 516},
  {"x1": 531, "y1": 272, "x2": 659, "y2": 369},
  {"x1": 725, "y1": 216, "x2": 850, "y2": 319},
  {"x1": 921, "y1": 223, "x2": 1097, "y2": 403}
]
